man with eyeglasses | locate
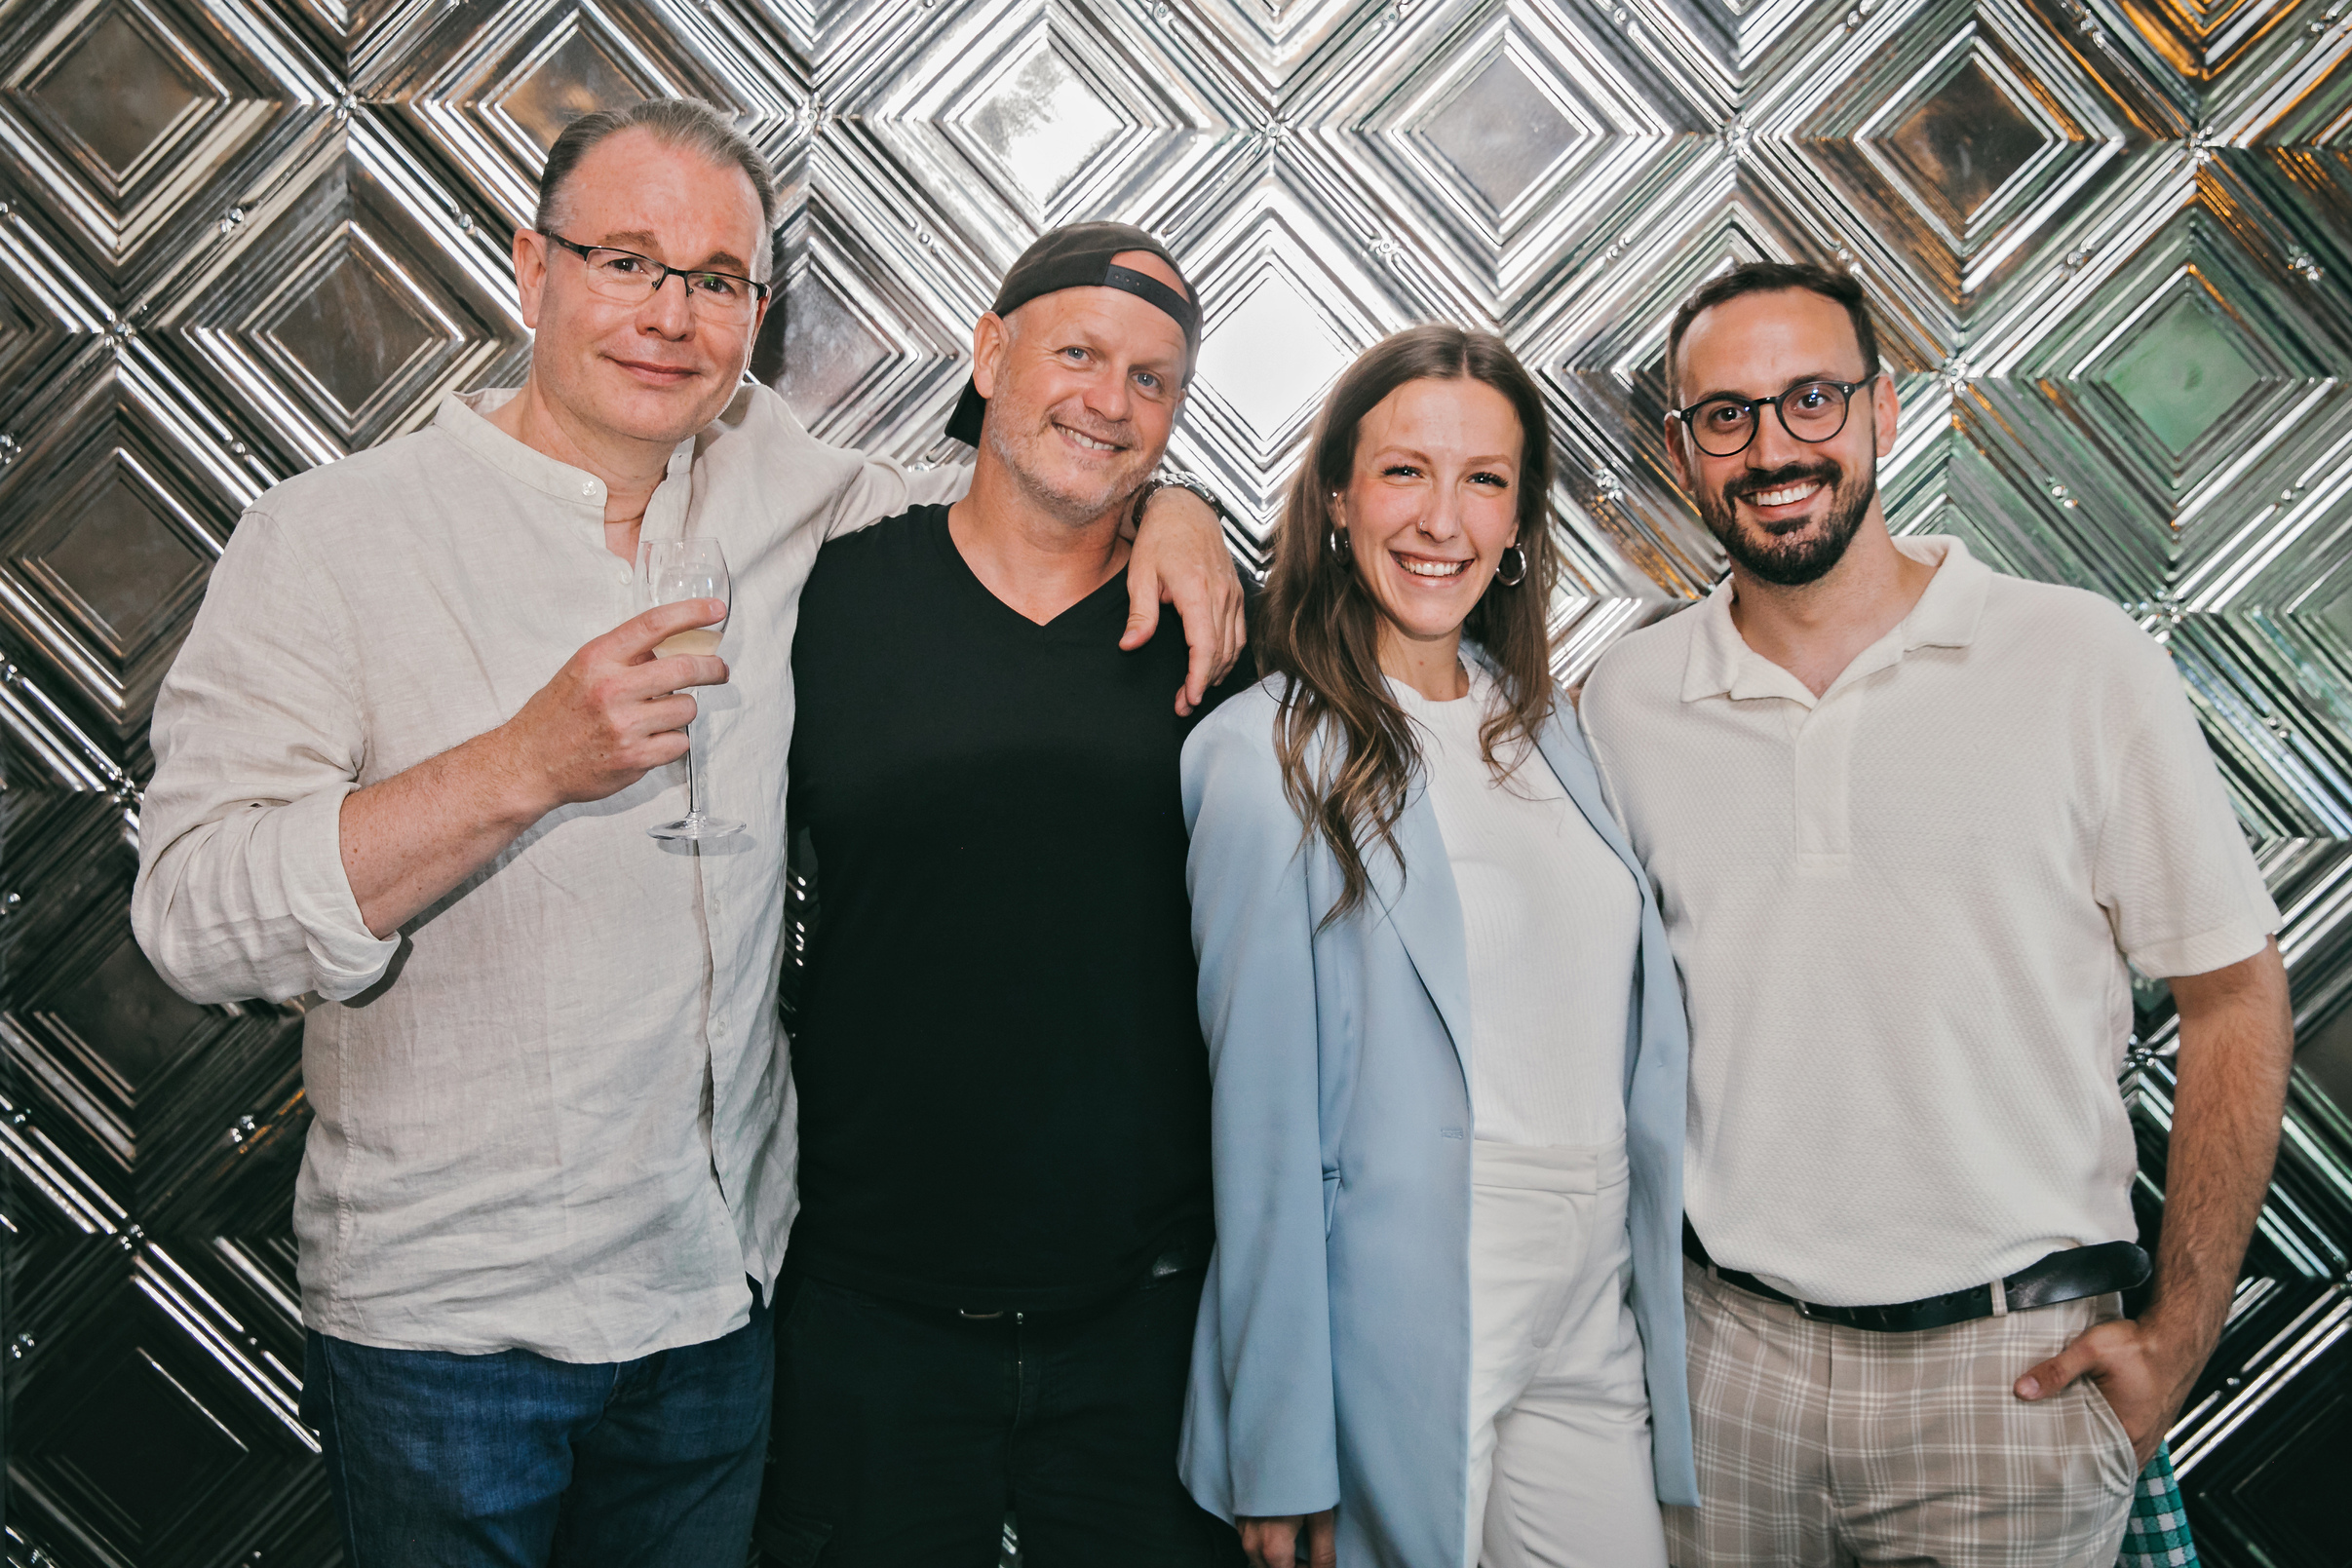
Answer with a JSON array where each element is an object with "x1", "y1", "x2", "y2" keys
[
  {"x1": 1578, "y1": 261, "x2": 2292, "y2": 1566},
  {"x1": 132, "y1": 98, "x2": 1241, "y2": 1565}
]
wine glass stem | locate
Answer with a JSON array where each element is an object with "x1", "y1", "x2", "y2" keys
[{"x1": 685, "y1": 718, "x2": 704, "y2": 822}]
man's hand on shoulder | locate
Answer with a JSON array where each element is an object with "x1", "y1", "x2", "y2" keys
[{"x1": 1124, "y1": 486, "x2": 1246, "y2": 715}]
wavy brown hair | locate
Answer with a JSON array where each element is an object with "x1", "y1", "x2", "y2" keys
[{"x1": 1256, "y1": 325, "x2": 1559, "y2": 924}]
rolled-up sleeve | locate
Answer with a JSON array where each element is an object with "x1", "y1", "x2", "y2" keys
[{"x1": 133, "y1": 507, "x2": 399, "y2": 1004}]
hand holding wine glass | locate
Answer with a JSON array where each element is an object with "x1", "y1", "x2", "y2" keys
[
  {"x1": 485, "y1": 598, "x2": 724, "y2": 813},
  {"x1": 637, "y1": 537, "x2": 743, "y2": 841}
]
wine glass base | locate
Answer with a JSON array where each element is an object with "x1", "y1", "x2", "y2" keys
[{"x1": 647, "y1": 814, "x2": 747, "y2": 841}]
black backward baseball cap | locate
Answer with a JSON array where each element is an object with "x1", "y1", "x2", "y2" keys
[{"x1": 945, "y1": 221, "x2": 1201, "y2": 447}]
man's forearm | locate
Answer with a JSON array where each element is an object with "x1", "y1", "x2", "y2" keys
[
  {"x1": 2010, "y1": 939, "x2": 2292, "y2": 1453},
  {"x1": 2145, "y1": 940, "x2": 2294, "y2": 1374},
  {"x1": 340, "y1": 727, "x2": 546, "y2": 938}
]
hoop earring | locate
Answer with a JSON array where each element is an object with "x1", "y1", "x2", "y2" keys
[
  {"x1": 1495, "y1": 544, "x2": 1527, "y2": 587},
  {"x1": 1327, "y1": 523, "x2": 1351, "y2": 563}
]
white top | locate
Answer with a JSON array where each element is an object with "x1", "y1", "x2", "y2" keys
[
  {"x1": 133, "y1": 384, "x2": 964, "y2": 1360},
  {"x1": 1394, "y1": 666, "x2": 1637, "y2": 1148},
  {"x1": 1581, "y1": 536, "x2": 2279, "y2": 1306}
]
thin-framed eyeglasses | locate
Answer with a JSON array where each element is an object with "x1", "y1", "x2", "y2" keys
[
  {"x1": 1668, "y1": 376, "x2": 1875, "y2": 458},
  {"x1": 539, "y1": 231, "x2": 770, "y2": 322}
]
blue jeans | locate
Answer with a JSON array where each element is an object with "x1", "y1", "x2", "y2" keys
[{"x1": 300, "y1": 1287, "x2": 773, "y2": 1568}]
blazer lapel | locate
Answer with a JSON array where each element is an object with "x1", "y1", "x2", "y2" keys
[
  {"x1": 1368, "y1": 785, "x2": 1475, "y2": 1084},
  {"x1": 1534, "y1": 708, "x2": 1642, "y2": 889},
  {"x1": 1367, "y1": 658, "x2": 1639, "y2": 1095},
  {"x1": 1457, "y1": 643, "x2": 1636, "y2": 875},
  {"x1": 1533, "y1": 705, "x2": 1660, "y2": 1100}
]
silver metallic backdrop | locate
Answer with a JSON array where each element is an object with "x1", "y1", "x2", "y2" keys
[{"x1": 1, "y1": 0, "x2": 2350, "y2": 1561}]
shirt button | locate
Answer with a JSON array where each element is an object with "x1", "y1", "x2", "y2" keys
[
  {"x1": 615, "y1": 570, "x2": 630, "y2": 585},
  {"x1": 582, "y1": 480, "x2": 597, "y2": 496}
]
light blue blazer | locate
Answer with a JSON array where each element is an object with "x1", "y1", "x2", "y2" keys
[{"x1": 1176, "y1": 669, "x2": 1698, "y2": 1566}]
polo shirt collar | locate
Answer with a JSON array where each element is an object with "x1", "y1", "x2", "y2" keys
[
  {"x1": 1679, "y1": 533, "x2": 1990, "y2": 706},
  {"x1": 435, "y1": 388, "x2": 698, "y2": 510}
]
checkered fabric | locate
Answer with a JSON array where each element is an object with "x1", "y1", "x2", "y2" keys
[
  {"x1": 1667, "y1": 1267, "x2": 2141, "y2": 1567},
  {"x1": 2114, "y1": 1446, "x2": 2196, "y2": 1567}
]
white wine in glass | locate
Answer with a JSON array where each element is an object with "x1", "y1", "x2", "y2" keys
[{"x1": 637, "y1": 537, "x2": 744, "y2": 841}]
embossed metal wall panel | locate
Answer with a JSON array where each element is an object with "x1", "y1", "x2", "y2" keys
[{"x1": 2, "y1": 0, "x2": 2349, "y2": 1562}]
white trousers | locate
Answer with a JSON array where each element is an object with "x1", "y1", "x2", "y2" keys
[{"x1": 1466, "y1": 1139, "x2": 1670, "y2": 1568}]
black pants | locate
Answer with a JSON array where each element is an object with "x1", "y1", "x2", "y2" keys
[{"x1": 756, "y1": 1266, "x2": 1245, "y2": 1568}]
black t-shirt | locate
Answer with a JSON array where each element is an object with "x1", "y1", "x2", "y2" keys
[{"x1": 785, "y1": 504, "x2": 1251, "y2": 1311}]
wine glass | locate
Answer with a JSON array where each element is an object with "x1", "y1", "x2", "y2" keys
[{"x1": 637, "y1": 537, "x2": 744, "y2": 841}]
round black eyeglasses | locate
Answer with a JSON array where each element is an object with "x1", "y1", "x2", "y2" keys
[{"x1": 1668, "y1": 377, "x2": 1874, "y2": 458}]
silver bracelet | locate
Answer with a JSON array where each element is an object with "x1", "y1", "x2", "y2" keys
[{"x1": 1130, "y1": 472, "x2": 1230, "y2": 531}]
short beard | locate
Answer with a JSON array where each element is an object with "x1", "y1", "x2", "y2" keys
[
  {"x1": 983, "y1": 409, "x2": 1150, "y2": 527},
  {"x1": 1697, "y1": 459, "x2": 1875, "y2": 588}
]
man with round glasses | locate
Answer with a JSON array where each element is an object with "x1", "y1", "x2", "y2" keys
[
  {"x1": 133, "y1": 97, "x2": 1242, "y2": 1564},
  {"x1": 1580, "y1": 261, "x2": 2292, "y2": 1565}
]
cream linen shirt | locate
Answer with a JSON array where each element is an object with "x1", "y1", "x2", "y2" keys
[
  {"x1": 132, "y1": 383, "x2": 963, "y2": 1361},
  {"x1": 1580, "y1": 535, "x2": 2279, "y2": 1307}
]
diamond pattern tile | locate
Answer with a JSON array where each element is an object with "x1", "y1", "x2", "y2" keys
[
  {"x1": 2120, "y1": 0, "x2": 2303, "y2": 87},
  {"x1": 156, "y1": 112, "x2": 530, "y2": 464},
  {"x1": 832, "y1": 0, "x2": 1249, "y2": 271},
  {"x1": 263, "y1": 239, "x2": 440, "y2": 412},
  {"x1": 2102, "y1": 285, "x2": 2266, "y2": 447},
  {"x1": 963, "y1": 41, "x2": 1129, "y2": 205},
  {"x1": 24, "y1": 6, "x2": 215, "y2": 188},
  {"x1": 29, "y1": 461, "x2": 210, "y2": 657},
  {"x1": 1429, "y1": 56, "x2": 1581, "y2": 212},
  {"x1": 3, "y1": 0, "x2": 2351, "y2": 1562},
  {"x1": 0, "y1": 0, "x2": 332, "y2": 278},
  {"x1": 1165, "y1": 170, "x2": 1421, "y2": 521},
  {"x1": 0, "y1": 185, "x2": 109, "y2": 431},
  {"x1": 1878, "y1": 59, "x2": 2050, "y2": 228},
  {"x1": 369, "y1": 0, "x2": 805, "y2": 234},
  {"x1": 1752, "y1": 0, "x2": 2181, "y2": 333},
  {"x1": 1956, "y1": 161, "x2": 2352, "y2": 607},
  {"x1": 1292, "y1": 0, "x2": 1713, "y2": 319},
  {"x1": 0, "y1": 347, "x2": 240, "y2": 737},
  {"x1": 768, "y1": 182, "x2": 972, "y2": 456}
]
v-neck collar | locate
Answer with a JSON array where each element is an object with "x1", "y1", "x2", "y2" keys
[{"x1": 926, "y1": 506, "x2": 1132, "y2": 640}]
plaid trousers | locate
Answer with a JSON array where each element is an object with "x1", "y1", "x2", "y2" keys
[{"x1": 1665, "y1": 1263, "x2": 2140, "y2": 1567}]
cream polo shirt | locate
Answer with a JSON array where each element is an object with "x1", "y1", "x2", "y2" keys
[{"x1": 1579, "y1": 535, "x2": 2278, "y2": 1307}]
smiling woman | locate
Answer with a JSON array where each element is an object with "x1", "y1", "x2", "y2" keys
[
  {"x1": 1252, "y1": 324, "x2": 1558, "y2": 920},
  {"x1": 1175, "y1": 325, "x2": 1697, "y2": 1567}
]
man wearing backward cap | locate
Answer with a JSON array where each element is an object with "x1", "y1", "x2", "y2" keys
[{"x1": 759, "y1": 223, "x2": 1252, "y2": 1564}]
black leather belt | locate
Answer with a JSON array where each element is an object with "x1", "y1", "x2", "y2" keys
[{"x1": 1683, "y1": 1220, "x2": 2149, "y2": 1333}]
